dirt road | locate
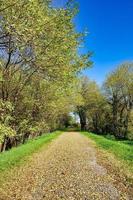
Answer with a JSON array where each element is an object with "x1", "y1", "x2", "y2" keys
[{"x1": 0, "y1": 132, "x2": 132, "y2": 200}]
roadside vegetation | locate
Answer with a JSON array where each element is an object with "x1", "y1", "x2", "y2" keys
[
  {"x1": 0, "y1": 131, "x2": 61, "y2": 172},
  {"x1": 76, "y1": 63, "x2": 133, "y2": 140},
  {"x1": 0, "y1": 0, "x2": 91, "y2": 152},
  {"x1": 81, "y1": 132, "x2": 133, "y2": 173}
]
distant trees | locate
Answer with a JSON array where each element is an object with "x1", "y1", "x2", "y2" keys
[
  {"x1": 76, "y1": 77, "x2": 106, "y2": 132},
  {"x1": 76, "y1": 63, "x2": 133, "y2": 140},
  {"x1": 104, "y1": 63, "x2": 133, "y2": 139},
  {"x1": 76, "y1": 77, "x2": 90, "y2": 130},
  {"x1": 0, "y1": 0, "x2": 91, "y2": 151}
]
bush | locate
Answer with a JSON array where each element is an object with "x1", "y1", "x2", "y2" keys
[
  {"x1": 0, "y1": 100, "x2": 14, "y2": 125},
  {"x1": 127, "y1": 132, "x2": 133, "y2": 140},
  {"x1": 0, "y1": 123, "x2": 16, "y2": 143},
  {"x1": 105, "y1": 134, "x2": 116, "y2": 140}
]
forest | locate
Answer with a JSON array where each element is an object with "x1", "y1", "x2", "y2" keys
[{"x1": 0, "y1": 0, "x2": 133, "y2": 154}]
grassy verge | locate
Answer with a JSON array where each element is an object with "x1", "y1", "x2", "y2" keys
[
  {"x1": 81, "y1": 132, "x2": 133, "y2": 172},
  {"x1": 0, "y1": 131, "x2": 62, "y2": 172}
]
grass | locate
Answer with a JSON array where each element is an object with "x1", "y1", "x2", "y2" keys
[
  {"x1": 81, "y1": 132, "x2": 133, "y2": 172},
  {"x1": 0, "y1": 131, "x2": 62, "y2": 172}
]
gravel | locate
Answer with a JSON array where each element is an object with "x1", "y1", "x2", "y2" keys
[{"x1": 0, "y1": 132, "x2": 131, "y2": 200}]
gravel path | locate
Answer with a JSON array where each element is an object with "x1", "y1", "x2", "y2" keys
[{"x1": 0, "y1": 132, "x2": 131, "y2": 200}]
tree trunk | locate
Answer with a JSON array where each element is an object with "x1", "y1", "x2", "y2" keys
[
  {"x1": 112, "y1": 96, "x2": 119, "y2": 137},
  {"x1": 78, "y1": 107, "x2": 87, "y2": 131},
  {"x1": 0, "y1": 137, "x2": 7, "y2": 152}
]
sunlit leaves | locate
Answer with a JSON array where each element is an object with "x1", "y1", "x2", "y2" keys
[{"x1": 0, "y1": 0, "x2": 91, "y2": 147}]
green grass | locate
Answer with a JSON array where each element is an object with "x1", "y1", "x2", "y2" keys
[
  {"x1": 81, "y1": 132, "x2": 133, "y2": 171},
  {"x1": 0, "y1": 131, "x2": 62, "y2": 172}
]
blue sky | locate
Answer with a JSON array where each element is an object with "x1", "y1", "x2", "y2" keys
[{"x1": 53, "y1": 0, "x2": 133, "y2": 85}]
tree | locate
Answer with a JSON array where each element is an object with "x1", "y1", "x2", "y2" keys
[
  {"x1": 76, "y1": 77, "x2": 103, "y2": 131},
  {"x1": 76, "y1": 63, "x2": 133, "y2": 139},
  {"x1": 104, "y1": 62, "x2": 133, "y2": 138},
  {"x1": 0, "y1": 0, "x2": 92, "y2": 151}
]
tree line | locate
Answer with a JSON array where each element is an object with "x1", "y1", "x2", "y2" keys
[
  {"x1": 77, "y1": 63, "x2": 133, "y2": 140},
  {"x1": 0, "y1": 0, "x2": 91, "y2": 152}
]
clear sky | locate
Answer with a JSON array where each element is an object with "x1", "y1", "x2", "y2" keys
[{"x1": 53, "y1": 0, "x2": 133, "y2": 85}]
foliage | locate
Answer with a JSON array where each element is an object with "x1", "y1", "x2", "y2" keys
[
  {"x1": 104, "y1": 63, "x2": 133, "y2": 138},
  {"x1": 0, "y1": 0, "x2": 91, "y2": 150},
  {"x1": 76, "y1": 63, "x2": 133, "y2": 140},
  {"x1": 76, "y1": 76, "x2": 106, "y2": 131},
  {"x1": 0, "y1": 100, "x2": 14, "y2": 125},
  {"x1": 0, "y1": 123, "x2": 16, "y2": 143}
]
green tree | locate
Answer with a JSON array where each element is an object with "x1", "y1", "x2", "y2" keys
[
  {"x1": 76, "y1": 77, "x2": 104, "y2": 131},
  {"x1": 104, "y1": 62, "x2": 133, "y2": 138},
  {"x1": 0, "y1": 0, "x2": 91, "y2": 151}
]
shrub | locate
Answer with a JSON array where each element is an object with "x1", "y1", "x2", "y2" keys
[
  {"x1": 105, "y1": 134, "x2": 116, "y2": 140},
  {"x1": 0, "y1": 123, "x2": 16, "y2": 143}
]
